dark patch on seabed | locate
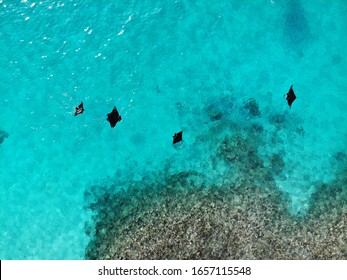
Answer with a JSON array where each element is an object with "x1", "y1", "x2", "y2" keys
[
  {"x1": 0, "y1": 130, "x2": 9, "y2": 144},
  {"x1": 84, "y1": 97, "x2": 346, "y2": 260},
  {"x1": 283, "y1": 0, "x2": 310, "y2": 56}
]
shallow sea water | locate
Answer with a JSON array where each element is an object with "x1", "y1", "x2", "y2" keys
[{"x1": 0, "y1": 0, "x2": 346, "y2": 259}]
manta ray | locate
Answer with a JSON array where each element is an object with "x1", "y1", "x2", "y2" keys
[
  {"x1": 173, "y1": 131, "x2": 183, "y2": 144},
  {"x1": 285, "y1": 85, "x2": 297, "y2": 108},
  {"x1": 74, "y1": 102, "x2": 84, "y2": 116},
  {"x1": 107, "y1": 106, "x2": 122, "y2": 128}
]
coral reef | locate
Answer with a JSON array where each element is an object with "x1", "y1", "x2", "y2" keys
[
  {"x1": 206, "y1": 105, "x2": 223, "y2": 121},
  {"x1": 294, "y1": 177, "x2": 347, "y2": 259},
  {"x1": 85, "y1": 172, "x2": 292, "y2": 260},
  {"x1": 0, "y1": 130, "x2": 9, "y2": 144},
  {"x1": 244, "y1": 98, "x2": 261, "y2": 117},
  {"x1": 85, "y1": 168, "x2": 346, "y2": 259},
  {"x1": 85, "y1": 131, "x2": 347, "y2": 260},
  {"x1": 269, "y1": 113, "x2": 286, "y2": 126},
  {"x1": 84, "y1": 98, "x2": 346, "y2": 260},
  {"x1": 216, "y1": 133, "x2": 275, "y2": 189},
  {"x1": 205, "y1": 96, "x2": 236, "y2": 122},
  {"x1": 270, "y1": 153, "x2": 285, "y2": 175},
  {"x1": 333, "y1": 151, "x2": 346, "y2": 162},
  {"x1": 249, "y1": 123, "x2": 264, "y2": 134}
]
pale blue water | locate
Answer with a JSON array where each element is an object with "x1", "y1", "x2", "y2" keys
[{"x1": 1, "y1": 0, "x2": 346, "y2": 259}]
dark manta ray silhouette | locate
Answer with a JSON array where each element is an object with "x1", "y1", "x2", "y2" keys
[
  {"x1": 74, "y1": 102, "x2": 84, "y2": 116},
  {"x1": 107, "y1": 106, "x2": 122, "y2": 128},
  {"x1": 285, "y1": 85, "x2": 296, "y2": 108},
  {"x1": 173, "y1": 131, "x2": 183, "y2": 144}
]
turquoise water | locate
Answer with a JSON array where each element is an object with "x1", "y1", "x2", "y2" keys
[{"x1": 1, "y1": 0, "x2": 346, "y2": 259}]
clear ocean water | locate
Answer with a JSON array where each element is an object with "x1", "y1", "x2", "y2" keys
[{"x1": 0, "y1": 0, "x2": 346, "y2": 259}]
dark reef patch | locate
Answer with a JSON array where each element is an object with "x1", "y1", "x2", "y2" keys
[
  {"x1": 270, "y1": 153, "x2": 285, "y2": 176},
  {"x1": 269, "y1": 113, "x2": 286, "y2": 126},
  {"x1": 0, "y1": 130, "x2": 9, "y2": 144},
  {"x1": 333, "y1": 152, "x2": 346, "y2": 163},
  {"x1": 85, "y1": 167, "x2": 346, "y2": 259},
  {"x1": 283, "y1": 0, "x2": 310, "y2": 56},
  {"x1": 216, "y1": 133, "x2": 276, "y2": 188},
  {"x1": 249, "y1": 123, "x2": 264, "y2": 134},
  {"x1": 244, "y1": 98, "x2": 261, "y2": 117},
  {"x1": 206, "y1": 104, "x2": 223, "y2": 121},
  {"x1": 205, "y1": 96, "x2": 235, "y2": 122}
]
